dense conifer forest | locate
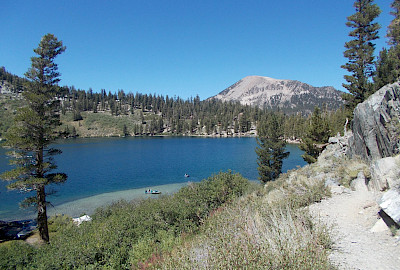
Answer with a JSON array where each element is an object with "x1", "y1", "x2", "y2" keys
[{"x1": 0, "y1": 67, "x2": 347, "y2": 140}]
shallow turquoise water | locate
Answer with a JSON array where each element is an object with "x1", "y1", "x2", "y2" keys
[{"x1": 0, "y1": 137, "x2": 306, "y2": 220}]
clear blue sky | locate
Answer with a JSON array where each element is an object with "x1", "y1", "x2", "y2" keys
[{"x1": 0, "y1": 0, "x2": 393, "y2": 99}]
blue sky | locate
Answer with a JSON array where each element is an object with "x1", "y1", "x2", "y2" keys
[{"x1": 0, "y1": 0, "x2": 393, "y2": 99}]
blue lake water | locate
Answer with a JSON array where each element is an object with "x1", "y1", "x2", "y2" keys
[{"x1": 0, "y1": 137, "x2": 306, "y2": 220}]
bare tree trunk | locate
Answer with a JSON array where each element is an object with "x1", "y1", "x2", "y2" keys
[{"x1": 37, "y1": 184, "x2": 49, "y2": 243}]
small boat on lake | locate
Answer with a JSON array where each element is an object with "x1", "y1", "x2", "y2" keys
[
  {"x1": 145, "y1": 189, "x2": 161, "y2": 194},
  {"x1": 184, "y1": 173, "x2": 190, "y2": 178}
]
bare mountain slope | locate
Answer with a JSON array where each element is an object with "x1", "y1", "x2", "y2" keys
[{"x1": 211, "y1": 76, "x2": 344, "y2": 114}]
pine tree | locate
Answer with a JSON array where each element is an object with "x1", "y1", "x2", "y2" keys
[
  {"x1": 0, "y1": 34, "x2": 67, "y2": 243},
  {"x1": 374, "y1": 0, "x2": 400, "y2": 89},
  {"x1": 374, "y1": 48, "x2": 399, "y2": 89},
  {"x1": 388, "y1": 0, "x2": 400, "y2": 46},
  {"x1": 299, "y1": 107, "x2": 331, "y2": 164},
  {"x1": 73, "y1": 110, "x2": 83, "y2": 121},
  {"x1": 256, "y1": 113, "x2": 289, "y2": 183},
  {"x1": 342, "y1": 0, "x2": 381, "y2": 113},
  {"x1": 122, "y1": 124, "x2": 129, "y2": 137}
]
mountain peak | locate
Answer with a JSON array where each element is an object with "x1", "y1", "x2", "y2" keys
[{"x1": 212, "y1": 76, "x2": 343, "y2": 114}]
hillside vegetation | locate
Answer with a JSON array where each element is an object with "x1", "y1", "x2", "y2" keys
[
  {"x1": 0, "y1": 163, "x2": 337, "y2": 269},
  {"x1": 0, "y1": 94, "x2": 22, "y2": 138},
  {"x1": 0, "y1": 67, "x2": 347, "y2": 140}
]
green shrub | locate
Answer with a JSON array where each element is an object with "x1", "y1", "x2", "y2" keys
[
  {"x1": 47, "y1": 214, "x2": 74, "y2": 233},
  {"x1": 0, "y1": 169, "x2": 334, "y2": 269},
  {"x1": 2, "y1": 171, "x2": 249, "y2": 269},
  {"x1": 0, "y1": 241, "x2": 36, "y2": 270}
]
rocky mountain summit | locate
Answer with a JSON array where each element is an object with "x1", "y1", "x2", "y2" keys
[{"x1": 211, "y1": 76, "x2": 344, "y2": 114}]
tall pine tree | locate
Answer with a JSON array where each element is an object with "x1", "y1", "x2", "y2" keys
[
  {"x1": 299, "y1": 107, "x2": 331, "y2": 164},
  {"x1": 388, "y1": 0, "x2": 400, "y2": 46},
  {"x1": 342, "y1": 0, "x2": 381, "y2": 113},
  {"x1": 0, "y1": 34, "x2": 67, "y2": 243},
  {"x1": 374, "y1": 48, "x2": 399, "y2": 89},
  {"x1": 256, "y1": 113, "x2": 289, "y2": 183},
  {"x1": 374, "y1": 0, "x2": 400, "y2": 89}
]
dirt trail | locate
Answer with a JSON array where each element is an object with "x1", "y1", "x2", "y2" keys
[{"x1": 309, "y1": 187, "x2": 400, "y2": 270}]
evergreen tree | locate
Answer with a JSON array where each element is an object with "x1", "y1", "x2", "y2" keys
[
  {"x1": 71, "y1": 126, "x2": 77, "y2": 137},
  {"x1": 234, "y1": 119, "x2": 239, "y2": 133},
  {"x1": 122, "y1": 124, "x2": 129, "y2": 137},
  {"x1": 0, "y1": 34, "x2": 67, "y2": 243},
  {"x1": 92, "y1": 101, "x2": 98, "y2": 113},
  {"x1": 255, "y1": 113, "x2": 289, "y2": 183},
  {"x1": 239, "y1": 112, "x2": 250, "y2": 133},
  {"x1": 342, "y1": 0, "x2": 381, "y2": 113},
  {"x1": 374, "y1": 0, "x2": 400, "y2": 89},
  {"x1": 388, "y1": 0, "x2": 400, "y2": 46},
  {"x1": 300, "y1": 107, "x2": 331, "y2": 164},
  {"x1": 374, "y1": 48, "x2": 399, "y2": 89},
  {"x1": 73, "y1": 110, "x2": 83, "y2": 121},
  {"x1": 65, "y1": 125, "x2": 70, "y2": 135}
]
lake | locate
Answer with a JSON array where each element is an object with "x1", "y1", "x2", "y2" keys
[{"x1": 0, "y1": 137, "x2": 306, "y2": 221}]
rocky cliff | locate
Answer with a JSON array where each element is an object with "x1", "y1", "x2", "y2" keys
[
  {"x1": 342, "y1": 81, "x2": 400, "y2": 228},
  {"x1": 211, "y1": 75, "x2": 344, "y2": 114},
  {"x1": 349, "y1": 81, "x2": 400, "y2": 161}
]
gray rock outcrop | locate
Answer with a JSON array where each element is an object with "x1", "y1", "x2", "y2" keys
[
  {"x1": 349, "y1": 81, "x2": 400, "y2": 161},
  {"x1": 371, "y1": 154, "x2": 400, "y2": 227},
  {"x1": 347, "y1": 81, "x2": 400, "y2": 227},
  {"x1": 379, "y1": 189, "x2": 400, "y2": 227},
  {"x1": 370, "y1": 155, "x2": 400, "y2": 191}
]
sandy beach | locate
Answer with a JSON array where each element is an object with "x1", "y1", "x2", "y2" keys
[{"x1": 47, "y1": 182, "x2": 188, "y2": 218}]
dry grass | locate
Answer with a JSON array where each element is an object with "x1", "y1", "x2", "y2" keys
[
  {"x1": 335, "y1": 158, "x2": 369, "y2": 187},
  {"x1": 159, "y1": 170, "x2": 335, "y2": 270}
]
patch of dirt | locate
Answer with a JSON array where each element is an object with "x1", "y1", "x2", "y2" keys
[
  {"x1": 25, "y1": 232, "x2": 44, "y2": 246},
  {"x1": 309, "y1": 187, "x2": 400, "y2": 270}
]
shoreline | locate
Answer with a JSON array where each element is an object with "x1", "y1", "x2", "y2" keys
[
  {"x1": 48, "y1": 182, "x2": 189, "y2": 218},
  {"x1": 1, "y1": 182, "x2": 189, "y2": 222},
  {"x1": 59, "y1": 132, "x2": 259, "y2": 139},
  {"x1": 57, "y1": 134, "x2": 301, "y2": 143},
  {"x1": 2, "y1": 180, "x2": 262, "y2": 222}
]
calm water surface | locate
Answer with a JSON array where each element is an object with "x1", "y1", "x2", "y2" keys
[{"x1": 0, "y1": 137, "x2": 306, "y2": 220}]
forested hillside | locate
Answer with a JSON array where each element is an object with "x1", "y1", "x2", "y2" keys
[{"x1": 0, "y1": 67, "x2": 347, "y2": 140}]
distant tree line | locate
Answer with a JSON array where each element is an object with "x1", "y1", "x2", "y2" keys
[
  {"x1": 58, "y1": 85, "x2": 351, "y2": 139},
  {"x1": 0, "y1": 66, "x2": 348, "y2": 140}
]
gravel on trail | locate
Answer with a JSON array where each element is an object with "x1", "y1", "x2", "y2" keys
[{"x1": 309, "y1": 187, "x2": 400, "y2": 270}]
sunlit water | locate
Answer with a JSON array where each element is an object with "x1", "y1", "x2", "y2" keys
[{"x1": 0, "y1": 137, "x2": 306, "y2": 220}]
